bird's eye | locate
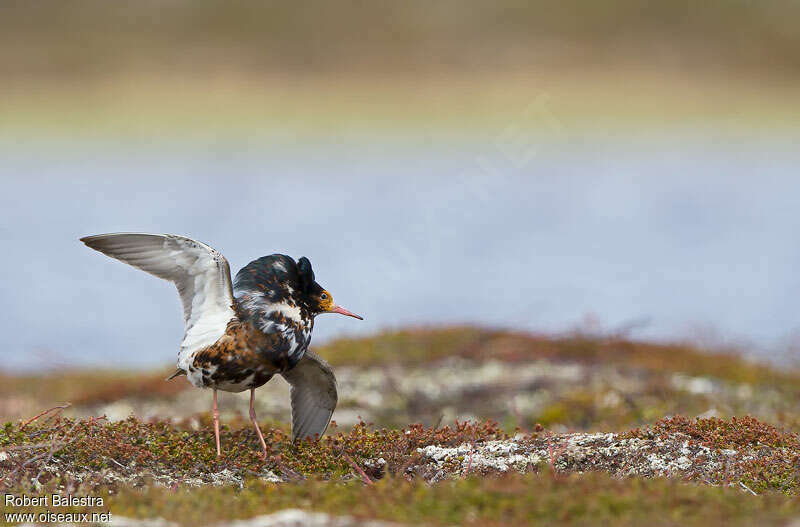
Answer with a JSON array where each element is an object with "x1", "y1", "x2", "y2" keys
[{"x1": 320, "y1": 293, "x2": 328, "y2": 300}]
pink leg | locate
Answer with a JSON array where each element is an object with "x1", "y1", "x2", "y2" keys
[
  {"x1": 212, "y1": 389, "x2": 221, "y2": 457},
  {"x1": 249, "y1": 388, "x2": 268, "y2": 458}
]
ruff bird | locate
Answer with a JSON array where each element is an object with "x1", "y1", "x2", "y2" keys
[{"x1": 81, "y1": 233, "x2": 362, "y2": 457}]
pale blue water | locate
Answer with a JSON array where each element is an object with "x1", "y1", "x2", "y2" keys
[{"x1": 2, "y1": 132, "x2": 799, "y2": 370}]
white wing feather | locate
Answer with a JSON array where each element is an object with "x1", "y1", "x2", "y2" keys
[
  {"x1": 281, "y1": 350, "x2": 338, "y2": 441},
  {"x1": 81, "y1": 233, "x2": 236, "y2": 369}
]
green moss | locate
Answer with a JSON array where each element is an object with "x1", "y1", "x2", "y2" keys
[
  {"x1": 4, "y1": 473, "x2": 800, "y2": 526},
  {"x1": 627, "y1": 416, "x2": 800, "y2": 495},
  {"x1": 5, "y1": 415, "x2": 800, "y2": 523},
  {"x1": 0, "y1": 416, "x2": 509, "y2": 491},
  {"x1": 627, "y1": 415, "x2": 800, "y2": 450}
]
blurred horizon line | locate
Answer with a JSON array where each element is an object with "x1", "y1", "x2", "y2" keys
[{"x1": 4, "y1": 67, "x2": 800, "y2": 140}]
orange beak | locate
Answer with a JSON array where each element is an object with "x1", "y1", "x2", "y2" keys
[{"x1": 328, "y1": 304, "x2": 363, "y2": 320}]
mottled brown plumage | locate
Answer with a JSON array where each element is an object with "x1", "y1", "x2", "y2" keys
[{"x1": 192, "y1": 318, "x2": 277, "y2": 389}]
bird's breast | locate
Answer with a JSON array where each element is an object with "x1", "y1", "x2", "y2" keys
[
  {"x1": 251, "y1": 303, "x2": 313, "y2": 369},
  {"x1": 187, "y1": 316, "x2": 311, "y2": 392}
]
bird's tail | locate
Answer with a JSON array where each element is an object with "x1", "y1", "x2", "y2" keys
[{"x1": 166, "y1": 368, "x2": 186, "y2": 381}]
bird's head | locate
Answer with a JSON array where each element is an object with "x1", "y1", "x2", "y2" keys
[{"x1": 297, "y1": 257, "x2": 363, "y2": 320}]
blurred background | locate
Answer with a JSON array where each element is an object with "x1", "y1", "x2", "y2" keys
[{"x1": 2, "y1": 0, "x2": 800, "y2": 372}]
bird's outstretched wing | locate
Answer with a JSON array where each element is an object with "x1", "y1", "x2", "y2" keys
[
  {"x1": 281, "y1": 350, "x2": 338, "y2": 442},
  {"x1": 80, "y1": 233, "x2": 236, "y2": 361}
]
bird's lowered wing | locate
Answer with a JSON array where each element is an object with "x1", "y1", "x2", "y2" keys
[
  {"x1": 281, "y1": 350, "x2": 338, "y2": 442},
  {"x1": 80, "y1": 233, "x2": 236, "y2": 360}
]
